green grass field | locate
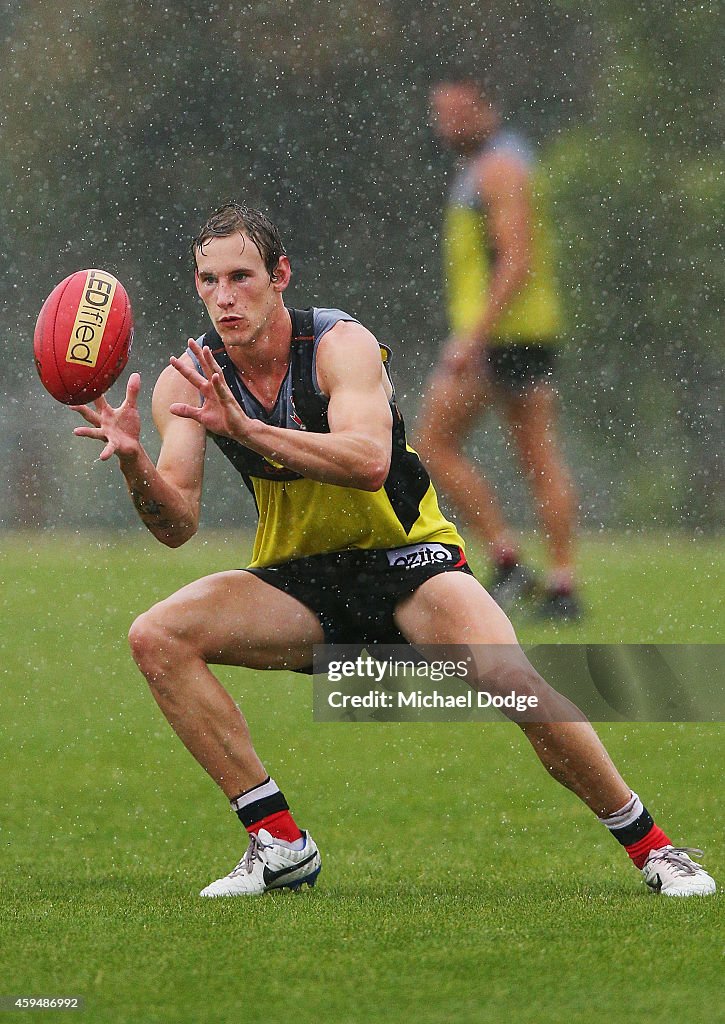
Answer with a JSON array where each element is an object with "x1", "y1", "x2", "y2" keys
[{"x1": 1, "y1": 531, "x2": 722, "y2": 1023}]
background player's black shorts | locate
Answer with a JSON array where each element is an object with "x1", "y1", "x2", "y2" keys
[
  {"x1": 246, "y1": 543, "x2": 473, "y2": 659},
  {"x1": 486, "y1": 343, "x2": 557, "y2": 391}
]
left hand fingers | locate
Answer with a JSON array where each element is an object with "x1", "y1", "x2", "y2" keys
[
  {"x1": 210, "y1": 371, "x2": 233, "y2": 402},
  {"x1": 170, "y1": 355, "x2": 208, "y2": 391},
  {"x1": 176, "y1": 340, "x2": 225, "y2": 384},
  {"x1": 186, "y1": 337, "x2": 222, "y2": 378},
  {"x1": 198, "y1": 344, "x2": 225, "y2": 379},
  {"x1": 169, "y1": 402, "x2": 203, "y2": 421}
]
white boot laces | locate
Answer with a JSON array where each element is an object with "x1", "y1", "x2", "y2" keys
[
  {"x1": 647, "y1": 847, "x2": 704, "y2": 877},
  {"x1": 230, "y1": 832, "x2": 272, "y2": 877}
]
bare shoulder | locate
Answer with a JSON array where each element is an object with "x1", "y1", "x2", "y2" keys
[
  {"x1": 316, "y1": 320, "x2": 385, "y2": 391},
  {"x1": 318, "y1": 318, "x2": 380, "y2": 351},
  {"x1": 154, "y1": 356, "x2": 199, "y2": 402},
  {"x1": 153, "y1": 356, "x2": 204, "y2": 436},
  {"x1": 477, "y1": 149, "x2": 530, "y2": 198}
]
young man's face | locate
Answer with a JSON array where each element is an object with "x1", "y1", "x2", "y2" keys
[
  {"x1": 194, "y1": 232, "x2": 289, "y2": 348},
  {"x1": 430, "y1": 84, "x2": 496, "y2": 153}
]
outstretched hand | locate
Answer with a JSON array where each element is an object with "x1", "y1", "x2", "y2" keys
[
  {"x1": 169, "y1": 339, "x2": 248, "y2": 441},
  {"x1": 71, "y1": 373, "x2": 142, "y2": 461}
]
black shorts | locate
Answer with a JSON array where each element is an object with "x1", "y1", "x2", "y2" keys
[
  {"x1": 246, "y1": 542, "x2": 473, "y2": 650},
  {"x1": 486, "y1": 343, "x2": 557, "y2": 391}
]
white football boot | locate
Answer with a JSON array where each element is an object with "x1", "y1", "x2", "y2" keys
[
  {"x1": 200, "y1": 829, "x2": 321, "y2": 898},
  {"x1": 641, "y1": 846, "x2": 716, "y2": 897}
]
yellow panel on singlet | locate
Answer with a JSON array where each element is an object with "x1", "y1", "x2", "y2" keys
[
  {"x1": 247, "y1": 450, "x2": 464, "y2": 568},
  {"x1": 444, "y1": 168, "x2": 562, "y2": 343}
]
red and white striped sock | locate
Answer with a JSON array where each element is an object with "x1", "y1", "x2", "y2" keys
[
  {"x1": 230, "y1": 776, "x2": 303, "y2": 843},
  {"x1": 599, "y1": 791, "x2": 672, "y2": 869}
]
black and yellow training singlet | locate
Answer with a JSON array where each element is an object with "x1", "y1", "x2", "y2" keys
[{"x1": 191, "y1": 307, "x2": 464, "y2": 568}]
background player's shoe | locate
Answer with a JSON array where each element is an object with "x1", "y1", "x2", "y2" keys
[
  {"x1": 641, "y1": 846, "x2": 716, "y2": 896},
  {"x1": 200, "y1": 828, "x2": 321, "y2": 897},
  {"x1": 536, "y1": 587, "x2": 582, "y2": 621},
  {"x1": 488, "y1": 561, "x2": 537, "y2": 611}
]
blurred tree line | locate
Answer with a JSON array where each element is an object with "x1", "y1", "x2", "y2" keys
[{"x1": 0, "y1": 0, "x2": 721, "y2": 531}]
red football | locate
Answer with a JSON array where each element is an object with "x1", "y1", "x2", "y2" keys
[{"x1": 34, "y1": 269, "x2": 134, "y2": 404}]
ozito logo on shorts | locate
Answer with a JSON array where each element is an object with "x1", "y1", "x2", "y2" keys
[{"x1": 386, "y1": 543, "x2": 465, "y2": 569}]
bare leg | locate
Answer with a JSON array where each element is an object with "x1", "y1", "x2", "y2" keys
[
  {"x1": 128, "y1": 571, "x2": 324, "y2": 797},
  {"x1": 394, "y1": 573, "x2": 630, "y2": 815},
  {"x1": 413, "y1": 365, "x2": 516, "y2": 556},
  {"x1": 502, "y1": 383, "x2": 578, "y2": 576}
]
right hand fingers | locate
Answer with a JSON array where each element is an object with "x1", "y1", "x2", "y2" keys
[
  {"x1": 72, "y1": 425, "x2": 116, "y2": 462},
  {"x1": 73, "y1": 373, "x2": 141, "y2": 421},
  {"x1": 72, "y1": 426, "x2": 117, "y2": 461},
  {"x1": 70, "y1": 405, "x2": 102, "y2": 426},
  {"x1": 73, "y1": 426, "x2": 108, "y2": 440},
  {"x1": 124, "y1": 372, "x2": 141, "y2": 408}
]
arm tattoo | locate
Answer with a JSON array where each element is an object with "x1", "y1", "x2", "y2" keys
[{"x1": 130, "y1": 489, "x2": 173, "y2": 528}]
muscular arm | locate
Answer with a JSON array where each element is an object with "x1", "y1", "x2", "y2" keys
[
  {"x1": 170, "y1": 323, "x2": 392, "y2": 492},
  {"x1": 251, "y1": 322, "x2": 393, "y2": 489},
  {"x1": 122, "y1": 362, "x2": 206, "y2": 546}
]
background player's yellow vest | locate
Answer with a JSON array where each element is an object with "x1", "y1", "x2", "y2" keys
[{"x1": 444, "y1": 130, "x2": 562, "y2": 343}]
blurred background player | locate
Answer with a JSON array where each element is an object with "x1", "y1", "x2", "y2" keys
[{"x1": 415, "y1": 78, "x2": 580, "y2": 619}]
